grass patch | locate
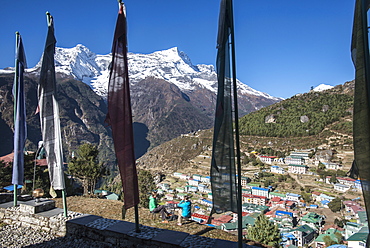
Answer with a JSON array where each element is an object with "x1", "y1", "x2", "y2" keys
[{"x1": 0, "y1": 221, "x2": 7, "y2": 228}]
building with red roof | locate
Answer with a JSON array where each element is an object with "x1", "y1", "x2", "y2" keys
[{"x1": 191, "y1": 213, "x2": 209, "y2": 224}]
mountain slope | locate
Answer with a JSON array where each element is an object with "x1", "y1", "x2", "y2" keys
[
  {"x1": 27, "y1": 45, "x2": 281, "y2": 117},
  {"x1": 239, "y1": 81, "x2": 354, "y2": 137},
  {"x1": 0, "y1": 73, "x2": 115, "y2": 166},
  {"x1": 136, "y1": 81, "x2": 355, "y2": 173},
  {"x1": 131, "y1": 77, "x2": 213, "y2": 148}
]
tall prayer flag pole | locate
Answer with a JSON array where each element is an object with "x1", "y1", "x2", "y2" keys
[
  {"x1": 12, "y1": 32, "x2": 27, "y2": 206},
  {"x1": 351, "y1": 0, "x2": 370, "y2": 233},
  {"x1": 211, "y1": 0, "x2": 242, "y2": 247},
  {"x1": 105, "y1": 1, "x2": 140, "y2": 232},
  {"x1": 38, "y1": 12, "x2": 67, "y2": 217}
]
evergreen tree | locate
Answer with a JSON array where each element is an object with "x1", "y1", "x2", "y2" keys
[
  {"x1": 68, "y1": 143, "x2": 107, "y2": 195},
  {"x1": 328, "y1": 197, "x2": 342, "y2": 213},
  {"x1": 247, "y1": 213, "x2": 281, "y2": 247},
  {"x1": 329, "y1": 174, "x2": 337, "y2": 184},
  {"x1": 137, "y1": 170, "x2": 156, "y2": 208},
  {"x1": 323, "y1": 236, "x2": 337, "y2": 246}
]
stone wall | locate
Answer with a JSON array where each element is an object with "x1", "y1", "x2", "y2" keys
[
  {"x1": 0, "y1": 206, "x2": 67, "y2": 237},
  {"x1": 66, "y1": 215, "x2": 255, "y2": 248},
  {"x1": 0, "y1": 201, "x2": 258, "y2": 248}
]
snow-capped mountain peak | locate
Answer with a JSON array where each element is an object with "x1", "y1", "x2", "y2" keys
[
  {"x1": 312, "y1": 84, "x2": 334, "y2": 92},
  {"x1": 27, "y1": 45, "x2": 281, "y2": 105}
]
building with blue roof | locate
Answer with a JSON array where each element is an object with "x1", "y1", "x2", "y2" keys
[
  {"x1": 286, "y1": 193, "x2": 301, "y2": 202},
  {"x1": 251, "y1": 186, "x2": 270, "y2": 198},
  {"x1": 276, "y1": 210, "x2": 294, "y2": 217}
]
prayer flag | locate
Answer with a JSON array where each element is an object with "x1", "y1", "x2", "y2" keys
[
  {"x1": 351, "y1": 0, "x2": 370, "y2": 229},
  {"x1": 105, "y1": 3, "x2": 139, "y2": 210},
  {"x1": 210, "y1": 0, "x2": 238, "y2": 213},
  {"x1": 12, "y1": 33, "x2": 27, "y2": 186},
  {"x1": 38, "y1": 13, "x2": 65, "y2": 190}
]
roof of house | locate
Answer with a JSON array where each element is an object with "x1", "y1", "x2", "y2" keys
[
  {"x1": 191, "y1": 213, "x2": 209, "y2": 221},
  {"x1": 271, "y1": 197, "x2": 281, "y2": 202},
  {"x1": 346, "y1": 232, "x2": 368, "y2": 242},
  {"x1": 213, "y1": 215, "x2": 233, "y2": 223},
  {"x1": 286, "y1": 201, "x2": 296, "y2": 206},
  {"x1": 242, "y1": 193, "x2": 267, "y2": 199},
  {"x1": 315, "y1": 233, "x2": 340, "y2": 243},
  {"x1": 321, "y1": 224, "x2": 344, "y2": 232},
  {"x1": 301, "y1": 212, "x2": 322, "y2": 223},
  {"x1": 286, "y1": 193, "x2": 301, "y2": 197},
  {"x1": 293, "y1": 224, "x2": 315, "y2": 235},
  {"x1": 251, "y1": 186, "x2": 269, "y2": 191},
  {"x1": 259, "y1": 155, "x2": 277, "y2": 158},
  {"x1": 334, "y1": 183, "x2": 350, "y2": 188},
  {"x1": 270, "y1": 192, "x2": 286, "y2": 197},
  {"x1": 358, "y1": 211, "x2": 368, "y2": 224}
]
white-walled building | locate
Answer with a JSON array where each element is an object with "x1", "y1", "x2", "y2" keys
[
  {"x1": 251, "y1": 186, "x2": 270, "y2": 198},
  {"x1": 286, "y1": 193, "x2": 301, "y2": 202},
  {"x1": 271, "y1": 165, "x2": 285, "y2": 174},
  {"x1": 334, "y1": 183, "x2": 350, "y2": 192},
  {"x1": 288, "y1": 164, "x2": 308, "y2": 174}
]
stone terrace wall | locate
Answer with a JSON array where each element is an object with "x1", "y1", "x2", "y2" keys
[
  {"x1": 66, "y1": 215, "x2": 256, "y2": 248},
  {"x1": 0, "y1": 206, "x2": 69, "y2": 237},
  {"x1": 0, "y1": 202, "x2": 258, "y2": 248}
]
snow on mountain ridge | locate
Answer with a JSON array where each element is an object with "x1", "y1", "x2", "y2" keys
[
  {"x1": 28, "y1": 44, "x2": 280, "y2": 101},
  {"x1": 312, "y1": 84, "x2": 334, "y2": 92}
]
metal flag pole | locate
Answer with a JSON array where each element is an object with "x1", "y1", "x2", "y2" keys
[
  {"x1": 62, "y1": 189, "x2": 67, "y2": 217},
  {"x1": 13, "y1": 31, "x2": 20, "y2": 207},
  {"x1": 134, "y1": 204, "x2": 140, "y2": 233},
  {"x1": 228, "y1": 1, "x2": 243, "y2": 247}
]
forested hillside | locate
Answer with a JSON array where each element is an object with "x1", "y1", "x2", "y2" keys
[{"x1": 239, "y1": 82, "x2": 354, "y2": 137}]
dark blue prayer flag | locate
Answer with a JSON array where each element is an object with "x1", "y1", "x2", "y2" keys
[
  {"x1": 210, "y1": 0, "x2": 238, "y2": 213},
  {"x1": 351, "y1": 0, "x2": 370, "y2": 232},
  {"x1": 12, "y1": 33, "x2": 27, "y2": 186}
]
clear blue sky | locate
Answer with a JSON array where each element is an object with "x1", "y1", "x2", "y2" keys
[{"x1": 0, "y1": 1, "x2": 356, "y2": 99}]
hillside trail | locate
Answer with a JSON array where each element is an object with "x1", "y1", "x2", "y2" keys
[{"x1": 287, "y1": 172, "x2": 310, "y2": 189}]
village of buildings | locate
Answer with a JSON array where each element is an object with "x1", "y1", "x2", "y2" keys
[{"x1": 154, "y1": 149, "x2": 367, "y2": 248}]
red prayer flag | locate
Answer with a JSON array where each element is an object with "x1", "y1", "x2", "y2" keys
[{"x1": 105, "y1": 3, "x2": 139, "y2": 210}]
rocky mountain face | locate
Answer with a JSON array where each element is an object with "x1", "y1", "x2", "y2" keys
[
  {"x1": 0, "y1": 73, "x2": 115, "y2": 166},
  {"x1": 0, "y1": 45, "x2": 282, "y2": 164}
]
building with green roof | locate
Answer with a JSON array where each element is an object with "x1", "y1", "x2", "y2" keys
[
  {"x1": 270, "y1": 192, "x2": 286, "y2": 198},
  {"x1": 358, "y1": 211, "x2": 368, "y2": 226},
  {"x1": 291, "y1": 224, "x2": 316, "y2": 247},
  {"x1": 300, "y1": 212, "x2": 323, "y2": 230},
  {"x1": 345, "y1": 221, "x2": 363, "y2": 239},
  {"x1": 346, "y1": 232, "x2": 368, "y2": 248},
  {"x1": 220, "y1": 215, "x2": 257, "y2": 232},
  {"x1": 242, "y1": 203, "x2": 268, "y2": 214},
  {"x1": 314, "y1": 228, "x2": 343, "y2": 248}
]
